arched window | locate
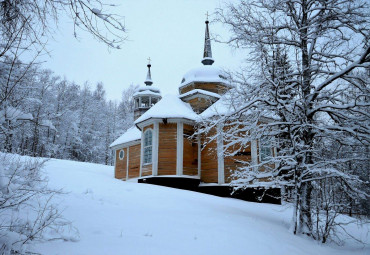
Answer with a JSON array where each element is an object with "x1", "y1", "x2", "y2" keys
[{"x1": 143, "y1": 129, "x2": 153, "y2": 164}]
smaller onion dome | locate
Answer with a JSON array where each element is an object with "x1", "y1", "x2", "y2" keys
[{"x1": 133, "y1": 59, "x2": 162, "y2": 120}]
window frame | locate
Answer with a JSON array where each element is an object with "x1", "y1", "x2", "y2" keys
[
  {"x1": 259, "y1": 137, "x2": 273, "y2": 163},
  {"x1": 143, "y1": 128, "x2": 153, "y2": 165},
  {"x1": 119, "y1": 149, "x2": 125, "y2": 160}
]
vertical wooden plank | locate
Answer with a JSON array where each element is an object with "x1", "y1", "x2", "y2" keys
[
  {"x1": 152, "y1": 122, "x2": 159, "y2": 176},
  {"x1": 126, "y1": 147, "x2": 129, "y2": 180},
  {"x1": 176, "y1": 122, "x2": 183, "y2": 175},
  {"x1": 198, "y1": 134, "x2": 201, "y2": 177},
  {"x1": 217, "y1": 124, "x2": 225, "y2": 184}
]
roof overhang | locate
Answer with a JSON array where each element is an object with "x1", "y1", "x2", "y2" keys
[
  {"x1": 133, "y1": 91, "x2": 161, "y2": 97},
  {"x1": 110, "y1": 139, "x2": 141, "y2": 151},
  {"x1": 179, "y1": 89, "x2": 221, "y2": 102},
  {"x1": 135, "y1": 117, "x2": 196, "y2": 130}
]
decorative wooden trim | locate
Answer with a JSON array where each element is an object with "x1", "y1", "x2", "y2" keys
[
  {"x1": 274, "y1": 147, "x2": 278, "y2": 168},
  {"x1": 139, "y1": 130, "x2": 144, "y2": 177},
  {"x1": 126, "y1": 147, "x2": 129, "y2": 180},
  {"x1": 136, "y1": 118, "x2": 195, "y2": 130},
  {"x1": 251, "y1": 140, "x2": 258, "y2": 171},
  {"x1": 113, "y1": 149, "x2": 116, "y2": 172},
  {"x1": 179, "y1": 91, "x2": 220, "y2": 102},
  {"x1": 197, "y1": 134, "x2": 201, "y2": 177},
  {"x1": 217, "y1": 124, "x2": 225, "y2": 184},
  {"x1": 138, "y1": 175, "x2": 200, "y2": 180},
  {"x1": 143, "y1": 128, "x2": 154, "y2": 165},
  {"x1": 152, "y1": 122, "x2": 159, "y2": 176},
  {"x1": 178, "y1": 80, "x2": 232, "y2": 91},
  {"x1": 176, "y1": 122, "x2": 183, "y2": 175},
  {"x1": 110, "y1": 140, "x2": 141, "y2": 151}
]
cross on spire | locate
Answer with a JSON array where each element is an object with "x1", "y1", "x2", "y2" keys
[
  {"x1": 202, "y1": 14, "x2": 214, "y2": 65},
  {"x1": 205, "y1": 11, "x2": 209, "y2": 21},
  {"x1": 145, "y1": 58, "x2": 153, "y2": 86}
]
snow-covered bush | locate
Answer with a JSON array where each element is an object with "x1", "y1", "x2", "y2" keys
[{"x1": 0, "y1": 153, "x2": 77, "y2": 254}]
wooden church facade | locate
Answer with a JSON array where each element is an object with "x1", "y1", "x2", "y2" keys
[{"x1": 110, "y1": 19, "x2": 280, "y2": 203}]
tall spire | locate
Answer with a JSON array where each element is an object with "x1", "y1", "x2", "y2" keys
[
  {"x1": 202, "y1": 12, "x2": 214, "y2": 65},
  {"x1": 144, "y1": 57, "x2": 153, "y2": 86}
]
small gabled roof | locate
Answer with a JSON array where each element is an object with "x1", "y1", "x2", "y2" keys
[
  {"x1": 199, "y1": 90, "x2": 280, "y2": 121},
  {"x1": 199, "y1": 92, "x2": 236, "y2": 119},
  {"x1": 137, "y1": 86, "x2": 161, "y2": 93},
  {"x1": 179, "y1": 89, "x2": 221, "y2": 101},
  {"x1": 110, "y1": 126, "x2": 141, "y2": 148},
  {"x1": 133, "y1": 89, "x2": 161, "y2": 97},
  {"x1": 135, "y1": 94, "x2": 198, "y2": 125}
]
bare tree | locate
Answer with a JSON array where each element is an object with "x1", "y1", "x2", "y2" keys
[
  {"x1": 201, "y1": 0, "x2": 370, "y2": 242},
  {"x1": 0, "y1": 153, "x2": 77, "y2": 254},
  {"x1": 0, "y1": 0, "x2": 127, "y2": 53}
]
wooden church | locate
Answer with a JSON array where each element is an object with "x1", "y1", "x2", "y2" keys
[{"x1": 110, "y1": 18, "x2": 279, "y2": 202}]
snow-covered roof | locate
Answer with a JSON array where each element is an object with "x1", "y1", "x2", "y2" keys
[
  {"x1": 135, "y1": 94, "x2": 198, "y2": 124},
  {"x1": 137, "y1": 86, "x2": 160, "y2": 93},
  {"x1": 110, "y1": 126, "x2": 141, "y2": 148},
  {"x1": 179, "y1": 89, "x2": 221, "y2": 100},
  {"x1": 199, "y1": 93, "x2": 236, "y2": 119},
  {"x1": 0, "y1": 106, "x2": 33, "y2": 122},
  {"x1": 199, "y1": 90, "x2": 280, "y2": 121},
  {"x1": 179, "y1": 65, "x2": 228, "y2": 88},
  {"x1": 133, "y1": 86, "x2": 161, "y2": 98},
  {"x1": 133, "y1": 90, "x2": 161, "y2": 97}
]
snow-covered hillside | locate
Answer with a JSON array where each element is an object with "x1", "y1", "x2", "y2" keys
[{"x1": 33, "y1": 158, "x2": 368, "y2": 255}]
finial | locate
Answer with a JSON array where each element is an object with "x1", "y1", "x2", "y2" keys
[
  {"x1": 145, "y1": 58, "x2": 153, "y2": 86},
  {"x1": 202, "y1": 14, "x2": 214, "y2": 65}
]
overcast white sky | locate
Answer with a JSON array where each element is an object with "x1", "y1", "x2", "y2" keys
[{"x1": 42, "y1": 0, "x2": 245, "y2": 101}]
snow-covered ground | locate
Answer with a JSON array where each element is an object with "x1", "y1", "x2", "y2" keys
[{"x1": 33, "y1": 158, "x2": 369, "y2": 255}]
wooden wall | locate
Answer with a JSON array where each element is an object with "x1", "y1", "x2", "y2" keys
[
  {"x1": 200, "y1": 125, "x2": 254, "y2": 184},
  {"x1": 224, "y1": 143, "x2": 252, "y2": 183},
  {"x1": 114, "y1": 144, "x2": 141, "y2": 180},
  {"x1": 183, "y1": 124, "x2": 198, "y2": 176},
  {"x1": 115, "y1": 121, "x2": 269, "y2": 185},
  {"x1": 180, "y1": 82, "x2": 228, "y2": 95},
  {"x1": 158, "y1": 123, "x2": 177, "y2": 175},
  {"x1": 115, "y1": 148, "x2": 127, "y2": 179},
  {"x1": 201, "y1": 129, "x2": 219, "y2": 183},
  {"x1": 142, "y1": 164, "x2": 152, "y2": 176},
  {"x1": 128, "y1": 144, "x2": 140, "y2": 179},
  {"x1": 187, "y1": 97, "x2": 214, "y2": 113}
]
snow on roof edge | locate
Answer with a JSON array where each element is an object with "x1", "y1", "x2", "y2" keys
[
  {"x1": 179, "y1": 89, "x2": 221, "y2": 99},
  {"x1": 109, "y1": 126, "x2": 141, "y2": 148},
  {"x1": 134, "y1": 94, "x2": 198, "y2": 124}
]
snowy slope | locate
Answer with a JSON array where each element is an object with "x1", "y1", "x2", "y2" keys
[{"x1": 34, "y1": 158, "x2": 369, "y2": 255}]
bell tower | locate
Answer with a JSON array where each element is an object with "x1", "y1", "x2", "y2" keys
[{"x1": 133, "y1": 59, "x2": 162, "y2": 120}]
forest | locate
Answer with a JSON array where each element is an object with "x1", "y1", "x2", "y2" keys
[{"x1": 0, "y1": 61, "x2": 136, "y2": 165}]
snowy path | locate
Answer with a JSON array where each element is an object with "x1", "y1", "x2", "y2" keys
[{"x1": 35, "y1": 158, "x2": 369, "y2": 255}]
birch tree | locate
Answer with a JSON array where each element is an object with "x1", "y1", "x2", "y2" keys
[{"x1": 207, "y1": 0, "x2": 370, "y2": 241}]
